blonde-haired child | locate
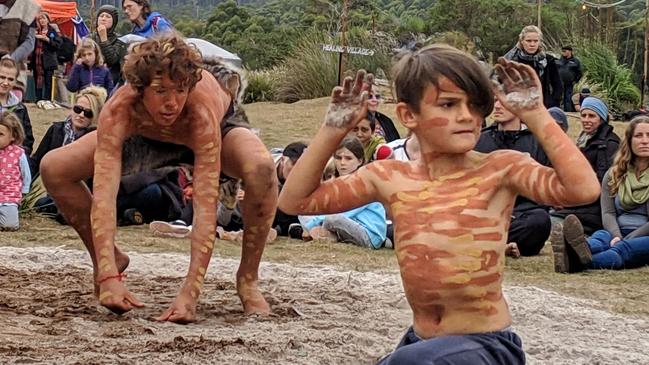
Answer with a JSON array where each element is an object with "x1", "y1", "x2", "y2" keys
[
  {"x1": 66, "y1": 38, "x2": 114, "y2": 92},
  {"x1": 0, "y1": 111, "x2": 31, "y2": 230}
]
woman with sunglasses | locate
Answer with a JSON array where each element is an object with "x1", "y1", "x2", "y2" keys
[
  {"x1": 367, "y1": 86, "x2": 400, "y2": 142},
  {"x1": 30, "y1": 86, "x2": 107, "y2": 176}
]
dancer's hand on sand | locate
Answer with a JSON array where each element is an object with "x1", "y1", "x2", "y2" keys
[
  {"x1": 157, "y1": 291, "x2": 197, "y2": 324},
  {"x1": 323, "y1": 70, "x2": 372, "y2": 129},
  {"x1": 99, "y1": 279, "x2": 144, "y2": 314},
  {"x1": 492, "y1": 58, "x2": 544, "y2": 117}
]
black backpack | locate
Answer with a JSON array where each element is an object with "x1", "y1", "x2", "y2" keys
[{"x1": 57, "y1": 36, "x2": 75, "y2": 64}]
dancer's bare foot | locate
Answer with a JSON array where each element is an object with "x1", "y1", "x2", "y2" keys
[
  {"x1": 94, "y1": 247, "x2": 130, "y2": 297},
  {"x1": 237, "y1": 280, "x2": 271, "y2": 315},
  {"x1": 505, "y1": 242, "x2": 521, "y2": 258}
]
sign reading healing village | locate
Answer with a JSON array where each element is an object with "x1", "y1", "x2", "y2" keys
[{"x1": 322, "y1": 44, "x2": 375, "y2": 56}]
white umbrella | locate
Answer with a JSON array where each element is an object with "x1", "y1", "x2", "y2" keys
[
  {"x1": 186, "y1": 38, "x2": 242, "y2": 67},
  {"x1": 118, "y1": 35, "x2": 243, "y2": 67}
]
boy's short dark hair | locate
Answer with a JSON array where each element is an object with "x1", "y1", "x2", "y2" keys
[
  {"x1": 283, "y1": 142, "x2": 307, "y2": 163},
  {"x1": 561, "y1": 46, "x2": 573, "y2": 51},
  {"x1": 391, "y1": 44, "x2": 494, "y2": 117}
]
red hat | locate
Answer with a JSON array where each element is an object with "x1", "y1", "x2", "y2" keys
[{"x1": 374, "y1": 144, "x2": 393, "y2": 160}]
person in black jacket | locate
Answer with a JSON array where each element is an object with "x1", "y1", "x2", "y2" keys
[
  {"x1": 29, "y1": 12, "x2": 61, "y2": 101},
  {"x1": 504, "y1": 25, "x2": 562, "y2": 108},
  {"x1": 368, "y1": 85, "x2": 400, "y2": 142},
  {"x1": 30, "y1": 86, "x2": 106, "y2": 175},
  {"x1": 475, "y1": 98, "x2": 551, "y2": 257},
  {"x1": 0, "y1": 57, "x2": 33, "y2": 155},
  {"x1": 557, "y1": 46, "x2": 582, "y2": 112},
  {"x1": 551, "y1": 97, "x2": 620, "y2": 234},
  {"x1": 90, "y1": 5, "x2": 127, "y2": 88}
]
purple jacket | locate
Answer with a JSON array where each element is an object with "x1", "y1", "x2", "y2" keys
[{"x1": 66, "y1": 63, "x2": 114, "y2": 93}]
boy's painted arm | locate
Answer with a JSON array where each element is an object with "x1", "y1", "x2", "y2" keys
[
  {"x1": 279, "y1": 71, "x2": 377, "y2": 215},
  {"x1": 493, "y1": 58, "x2": 600, "y2": 206},
  {"x1": 509, "y1": 109, "x2": 599, "y2": 206},
  {"x1": 92, "y1": 117, "x2": 128, "y2": 281}
]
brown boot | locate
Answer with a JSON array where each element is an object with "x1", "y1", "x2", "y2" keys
[
  {"x1": 550, "y1": 223, "x2": 569, "y2": 273},
  {"x1": 563, "y1": 214, "x2": 593, "y2": 265}
]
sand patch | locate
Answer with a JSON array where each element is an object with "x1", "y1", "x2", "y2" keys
[{"x1": 0, "y1": 246, "x2": 646, "y2": 364}]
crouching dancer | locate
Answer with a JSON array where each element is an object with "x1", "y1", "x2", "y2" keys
[
  {"x1": 278, "y1": 46, "x2": 600, "y2": 363},
  {"x1": 40, "y1": 33, "x2": 273, "y2": 323}
]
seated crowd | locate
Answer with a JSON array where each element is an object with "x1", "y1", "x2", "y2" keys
[{"x1": 1, "y1": 5, "x2": 649, "y2": 272}]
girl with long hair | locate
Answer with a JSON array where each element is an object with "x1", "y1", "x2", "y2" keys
[{"x1": 300, "y1": 136, "x2": 388, "y2": 249}]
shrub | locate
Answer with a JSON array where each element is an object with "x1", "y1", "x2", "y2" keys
[
  {"x1": 275, "y1": 29, "x2": 396, "y2": 103},
  {"x1": 244, "y1": 70, "x2": 277, "y2": 103},
  {"x1": 579, "y1": 42, "x2": 640, "y2": 112}
]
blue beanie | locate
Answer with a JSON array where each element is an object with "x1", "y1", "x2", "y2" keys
[
  {"x1": 548, "y1": 107, "x2": 568, "y2": 131},
  {"x1": 581, "y1": 97, "x2": 608, "y2": 122}
]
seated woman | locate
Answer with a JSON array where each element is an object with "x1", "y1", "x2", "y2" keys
[
  {"x1": 31, "y1": 86, "x2": 107, "y2": 219},
  {"x1": 551, "y1": 97, "x2": 620, "y2": 234},
  {"x1": 300, "y1": 136, "x2": 388, "y2": 249},
  {"x1": 31, "y1": 86, "x2": 107, "y2": 176},
  {"x1": 553, "y1": 115, "x2": 649, "y2": 272},
  {"x1": 66, "y1": 38, "x2": 114, "y2": 93}
]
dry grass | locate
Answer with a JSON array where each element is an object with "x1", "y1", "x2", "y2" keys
[{"x1": 7, "y1": 101, "x2": 649, "y2": 317}]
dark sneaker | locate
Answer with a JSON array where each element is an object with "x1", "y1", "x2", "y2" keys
[
  {"x1": 550, "y1": 223, "x2": 569, "y2": 273},
  {"x1": 563, "y1": 214, "x2": 593, "y2": 265},
  {"x1": 288, "y1": 223, "x2": 303, "y2": 239},
  {"x1": 123, "y1": 208, "x2": 144, "y2": 226}
]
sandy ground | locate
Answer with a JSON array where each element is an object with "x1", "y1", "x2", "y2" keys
[{"x1": 0, "y1": 246, "x2": 647, "y2": 365}]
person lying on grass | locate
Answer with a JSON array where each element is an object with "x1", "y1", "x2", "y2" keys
[{"x1": 278, "y1": 45, "x2": 600, "y2": 364}]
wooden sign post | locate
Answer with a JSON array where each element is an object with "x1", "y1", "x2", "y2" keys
[{"x1": 321, "y1": 44, "x2": 375, "y2": 85}]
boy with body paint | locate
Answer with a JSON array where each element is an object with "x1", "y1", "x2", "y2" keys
[
  {"x1": 279, "y1": 45, "x2": 601, "y2": 363},
  {"x1": 40, "y1": 33, "x2": 274, "y2": 324}
]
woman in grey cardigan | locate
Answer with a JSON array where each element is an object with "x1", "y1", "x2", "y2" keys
[{"x1": 552, "y1": 115, "x2": 649, "y2": 272}]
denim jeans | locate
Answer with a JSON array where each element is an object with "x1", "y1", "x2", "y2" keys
[
  {"x1": 587, "y1": 230, "x2": 649, "y2": 269},
  {"x1": 117, "y1": 183, "x2": 167, "y2": 223},
  {"x1": 376, "y1": 327, "x2": 525, "y2": 365},
  {"x1": 563, "y1": 83, "x2": 575, "y2": 112}
]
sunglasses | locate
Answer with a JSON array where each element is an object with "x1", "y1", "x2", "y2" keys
[
  {"x1": 73, "y1": 105, "x2": 93, "y2": 119},
  {"x1": 369, "y1": 94, "x2": 382, "y2": 100}
]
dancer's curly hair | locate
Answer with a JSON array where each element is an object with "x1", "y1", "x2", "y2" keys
[
  {"x1": 123, "y1": 32, "x2": 202, "y2": 93},
  {"x1": 608, "y1": 115, "x2": 649, "y2": 194}
]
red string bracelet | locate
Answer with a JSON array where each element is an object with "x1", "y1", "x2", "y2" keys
[{"x1": 97, "y1": 273, "x2": 127, "y2": 285}]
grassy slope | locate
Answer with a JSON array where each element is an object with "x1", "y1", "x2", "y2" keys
[{"x1": 12, "y1": 100, "x2": 649, "y2": 316}]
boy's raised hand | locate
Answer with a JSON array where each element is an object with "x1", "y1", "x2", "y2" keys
[
  {"x1": 324, "y1": 70, "x2": 373, "y2": 129},
  {"x1": 492, "y1": 58, "x2": 544, "y2": 117}
]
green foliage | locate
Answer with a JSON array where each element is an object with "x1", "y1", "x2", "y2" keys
[
  {"x1": 427, "y1": 0, "x2": 536, "y2": 58},
  {"x1": 274, "y1": 29, "x2": 395, "y2": 103},
  {"x1": 203, "y1": 0, "x2": 299, "y2": 70},
  {"x1": 244, "y1": 70, "x2": 278, "y2": 103},
  {"x1": 19, "y1": 177, "x2": 47, "y2": 215},
  {"x1": 273, "y1": 32, "x2": 339, "y2": 103},
  {"x1": 579, "y1": 42, "x2": 640, "y2": 111}
]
